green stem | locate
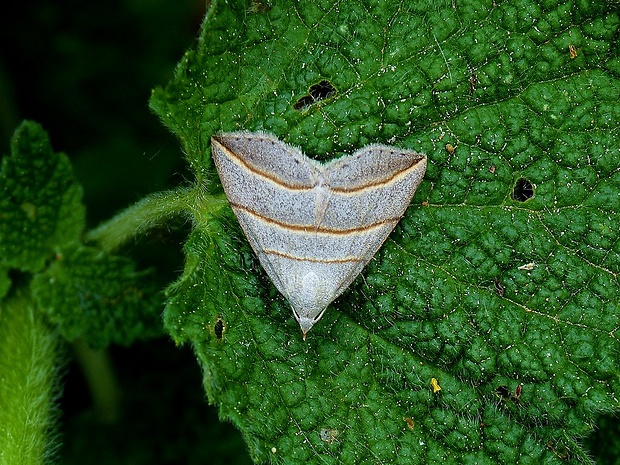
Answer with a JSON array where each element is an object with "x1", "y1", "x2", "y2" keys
[
  {"x1": 0, "y1": 290, "x2": 61, "y2": 465},
  {"x1": 71, "y1": 339, "x2": 120, "y2": 423},
  {"x1": 85, "y1": 186, "x2": 226, "y2": 253}
]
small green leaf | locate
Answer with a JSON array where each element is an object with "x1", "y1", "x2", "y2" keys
[
  {"x1": 153, "y1": 1, "x2": 620, "y2": 463},
  {"x1": 32, "y1": 243, "x2": 163, "y2": 349},
  {"x1": 0, "y1": 121, "x2": 85, "y2": 273}
]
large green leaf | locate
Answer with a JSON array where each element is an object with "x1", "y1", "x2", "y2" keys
[{"x1": 151, "y1": 0, "x2": 620, "y2": 463}]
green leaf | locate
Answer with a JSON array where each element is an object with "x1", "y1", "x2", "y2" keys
[
  {"x1": 32, "y1": 243, "x2": 163, "y2": 349},
  {"x1": 152, "y1": 1, "x2": 620, "y2": 463},
  {"x1": 0, "y1": 121, "x2": 85, "y2": 274}
]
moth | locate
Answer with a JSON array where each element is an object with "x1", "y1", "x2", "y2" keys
[{"x1": 212, "y1": 132, "x2": 427, "y2": 338}]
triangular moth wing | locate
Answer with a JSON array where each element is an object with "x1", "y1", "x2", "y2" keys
[{"x1": 212, "y1": 132, "x2": 427, "y2": 337}]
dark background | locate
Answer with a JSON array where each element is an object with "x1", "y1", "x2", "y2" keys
[{"x1": 0, "y1": 1, "x2": 251, "y2": 463}]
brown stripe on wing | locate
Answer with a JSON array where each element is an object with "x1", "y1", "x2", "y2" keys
[
  {"x1": 330, "y1": 155, "x2": 426, "y2": 193},
  {"x1": 262, "y1": 249, "x2": 365, "y2": 264},
  {"x1": 212, "y1": 137, "x2": 316, "y2": 191},
  {"x1": 230, "y1": 202, "x2": 400, "y2": 235},
  {"x1": 214, "y1": 137, "x2": 426, "y2": 195}
]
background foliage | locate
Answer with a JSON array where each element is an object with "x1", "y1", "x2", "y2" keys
[
  {"x1": 1, "y1": 0, "x2": 619, "y2": 464},
  {"x1": 1, "y1": 1, "x2": 251, "y2": 464}
]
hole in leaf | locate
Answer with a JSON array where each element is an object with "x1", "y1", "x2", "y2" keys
[
  {"x1": 511, "y1": 177, "x2": 534, "y2": 201},
  {"x1": 293, "y1": 95, "x2": 314, "y2": 110},
  {"x1": 293, "y1": 80, "x2": 337, "y2": 110},
  {"x1": 309, "y1": 80, "x2": 336, "y2": 101},
  {"x1": 495, "y1": 385, "x2": 521, "y2": 404},
  {"x1": 495, "y1": 385, "x2": 510, "y2": 399},
  {"x1": 214, "y1": 318, "x2": 224, "y2": 339}
]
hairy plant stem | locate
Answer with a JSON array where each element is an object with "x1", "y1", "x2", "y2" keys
[
  {"x1": 0, "y1": 291, "x2": 62, "y2": 465},
  {"x1": 85, "y1": 186, "x2": 226, "y2": 253}
]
